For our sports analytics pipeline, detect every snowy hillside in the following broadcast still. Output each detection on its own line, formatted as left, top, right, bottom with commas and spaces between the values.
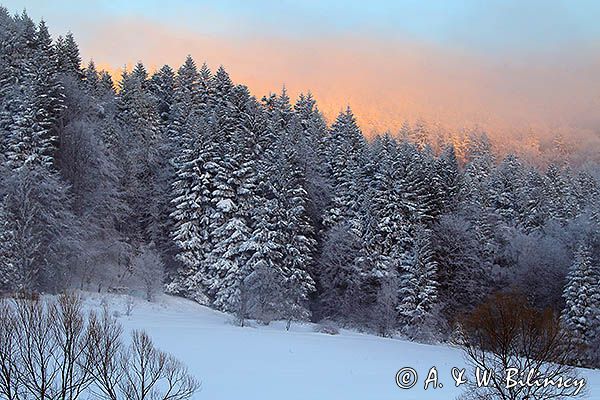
83, 293, 600, 400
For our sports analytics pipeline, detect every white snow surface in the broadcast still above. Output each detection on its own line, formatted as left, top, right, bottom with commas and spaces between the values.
80, 293, 600, 400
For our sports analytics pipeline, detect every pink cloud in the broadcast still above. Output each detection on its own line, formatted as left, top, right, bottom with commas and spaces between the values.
78, 17, 600, 153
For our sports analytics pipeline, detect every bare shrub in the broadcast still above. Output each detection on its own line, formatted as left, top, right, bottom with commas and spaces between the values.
124, 295, 135, 316
314, 319, 340, 335
129, 244, 164, 302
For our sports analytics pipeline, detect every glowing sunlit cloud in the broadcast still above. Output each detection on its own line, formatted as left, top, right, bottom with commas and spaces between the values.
75, 16, 600, 157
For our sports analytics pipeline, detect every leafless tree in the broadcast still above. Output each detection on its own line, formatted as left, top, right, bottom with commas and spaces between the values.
235, 279, 249, 327
130, 244, 165, 302
120, 331, 199, 400
372, 274, 398, 338
13, 297, 60, 399
456, 292, 586, 400
84, 308, 126, 400
50, 294, 94, 400
0, 294, 200, 400
0, 300, 20, 400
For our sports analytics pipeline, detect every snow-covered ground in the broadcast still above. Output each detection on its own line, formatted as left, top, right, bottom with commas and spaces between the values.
82, 293, 600, 400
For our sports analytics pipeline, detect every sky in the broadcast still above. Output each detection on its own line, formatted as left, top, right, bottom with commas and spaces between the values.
6, 0, 600, 146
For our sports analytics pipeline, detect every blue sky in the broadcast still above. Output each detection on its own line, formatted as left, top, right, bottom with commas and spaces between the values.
6, 0, 600, 54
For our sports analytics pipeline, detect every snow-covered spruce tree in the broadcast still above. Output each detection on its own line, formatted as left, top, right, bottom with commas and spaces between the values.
208, 209, 253, 312
0, 201, 19, 293
561, 241, 600, 362
243, 202, 286, 324
487, 154, 526, 225
115, 65, 163, 243
397, 225, 439, 339
359, 199, 399, 334
197, 62, 213, 113
209, 66, 237, 141
167, 56, 201, 151
168, 66, 239, 305
0, 8, 22, 91
168, 120, 218, 303
205, 152, 253, 312
149, 64, 176, 126
292, 92, 331, 233
277, 140, 317, 326
203, 153, 239, 306
401, 145, 441, 225
457, 132, 498, 259
434, 145, 460, 213
1, 11, 37, 81
205, 86, 263, 313
2, 22, 64, 171
0, 164, 81, 292
317, 222, 366, 324
149, 60, 195, 270
200, 70, 242, 295
518, 166, 548, 233
55, 31, 82, 77
245, 91, 316, 322
574, 170, 600, 212
317, 110, 371, 325
83, 60, 100, 93
241, 106, 291, 322
97, 70, 116, 99
410, 119, 429, 151
360, 134, 408, 319
323, 107, 366, 230
148, 64, 177, 249
544, 163, 579, 224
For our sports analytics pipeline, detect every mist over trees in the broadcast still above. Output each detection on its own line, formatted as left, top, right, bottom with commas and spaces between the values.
0, 8, 599, 365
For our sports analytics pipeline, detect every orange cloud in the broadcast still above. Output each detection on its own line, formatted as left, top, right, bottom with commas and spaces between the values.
76, 17, 600, 155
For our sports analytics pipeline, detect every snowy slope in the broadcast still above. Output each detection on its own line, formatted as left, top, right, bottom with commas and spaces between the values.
82, 293, 600, 400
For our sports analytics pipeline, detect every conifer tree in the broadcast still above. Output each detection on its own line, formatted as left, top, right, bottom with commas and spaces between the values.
168, 57, 201, 152
2, 19, 64, 170
244, 202, 286, 322
435, 145, 460, 212
210, 66, 237, 140
293, 92, 330, 230
1, 165, 79, 292
55, 32, 82, 77
487, 154, 525, 224
562, 242, 600, 357
544, 164, 578, 224
397, 225, 439, 335
169, 121, 218, 302
323, 107, 366, 229
410, 119, 428, 150
0, 201, 19, 293
98, 71, 115, 97
365, 134, 409, 269
83, 60, 100, 92
519, 167, 548, 232
116, 66, 162, 242
149, 64, 175, 125
197, 62, 213, 114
